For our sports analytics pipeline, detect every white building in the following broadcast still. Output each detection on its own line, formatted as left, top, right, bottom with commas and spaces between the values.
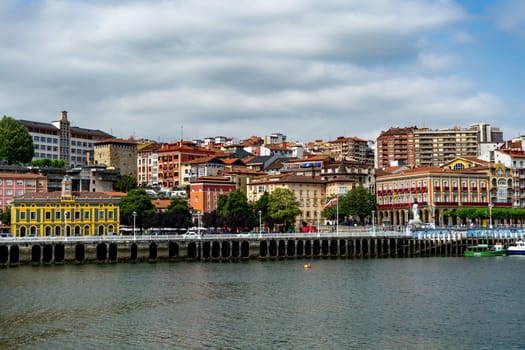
19, 111, 113, 167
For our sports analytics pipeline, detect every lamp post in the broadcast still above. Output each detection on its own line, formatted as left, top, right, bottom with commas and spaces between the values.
258, 210, 262, 238
372, 210, 376, 233
64, 211, 69, 241
197, 211, 201, 232
132, 211, 137, 240
488, 203, 493, 229
316, 210, 320, 234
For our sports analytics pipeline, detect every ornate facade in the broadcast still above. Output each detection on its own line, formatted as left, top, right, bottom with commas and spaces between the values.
10, 176, 120, 237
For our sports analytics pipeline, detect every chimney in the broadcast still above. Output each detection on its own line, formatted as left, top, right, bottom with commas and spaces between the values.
61, 110, 68, 121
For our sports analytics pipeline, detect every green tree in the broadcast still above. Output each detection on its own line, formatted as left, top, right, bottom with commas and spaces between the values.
119, 189, 156, 229
0, 207, 11, 226
114, 174, 138, 192
31, 159, 65, 167
167, 197, 192, 228
342, 186, 376, 224
216, 189, 255, 232
268, 188, 301, 232
0, 116, 34, 164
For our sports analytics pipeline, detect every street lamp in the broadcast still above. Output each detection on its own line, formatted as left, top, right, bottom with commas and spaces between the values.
372, 210, 376, 233
258, 210, 262, 237
316, 210, 320, 234
132, 211, 137, 240
64, 211, 69, 240
197, 211, 201, 235
488, 203, 493, 229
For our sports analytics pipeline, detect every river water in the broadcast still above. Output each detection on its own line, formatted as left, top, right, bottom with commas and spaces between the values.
1, 257, 524, 350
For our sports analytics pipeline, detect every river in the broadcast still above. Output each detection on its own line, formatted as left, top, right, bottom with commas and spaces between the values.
1, 257, 524, 349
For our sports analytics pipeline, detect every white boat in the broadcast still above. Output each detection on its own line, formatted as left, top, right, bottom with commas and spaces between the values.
507, 241, 525, 256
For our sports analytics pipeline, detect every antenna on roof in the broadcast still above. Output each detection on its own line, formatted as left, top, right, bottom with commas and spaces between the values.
181, 125, 183, 143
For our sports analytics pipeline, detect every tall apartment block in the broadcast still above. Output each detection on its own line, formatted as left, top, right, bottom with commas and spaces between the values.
376, 127, 417, 168
19, 111, 113, 166
377, 124, 503, 169
413, 127, 478, 167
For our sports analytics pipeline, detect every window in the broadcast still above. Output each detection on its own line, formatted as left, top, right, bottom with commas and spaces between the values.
6, 179, 12, 186
16, 179, 23, 186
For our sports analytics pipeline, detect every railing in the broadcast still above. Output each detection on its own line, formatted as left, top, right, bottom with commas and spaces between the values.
0, 231, 412, 243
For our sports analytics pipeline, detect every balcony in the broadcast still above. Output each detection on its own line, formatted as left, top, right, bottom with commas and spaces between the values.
460, 202, 488, 207
434, 201, 458, 207
493, 202, 513, 208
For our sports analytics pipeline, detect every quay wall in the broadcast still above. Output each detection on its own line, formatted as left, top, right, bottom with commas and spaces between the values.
0, 234, 519, 266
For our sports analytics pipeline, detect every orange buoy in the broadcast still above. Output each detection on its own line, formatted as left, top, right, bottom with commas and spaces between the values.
304, 264, 311, 269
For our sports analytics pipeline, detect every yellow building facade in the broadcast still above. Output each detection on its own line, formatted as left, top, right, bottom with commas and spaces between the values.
10, 176, 120, 237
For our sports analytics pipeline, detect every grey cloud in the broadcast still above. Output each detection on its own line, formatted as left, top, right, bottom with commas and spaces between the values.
0, 0, 513, 143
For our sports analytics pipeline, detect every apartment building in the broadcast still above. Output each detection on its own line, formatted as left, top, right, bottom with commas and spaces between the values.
414, 127, 478, 167
137, 142, 162, 187
157, 142, 216, 190
377, 124, 502, 169
247, 174, 326, 228
0, 173, 47, 211
327, 136, 374, 165
376, 127, 417, 168
492, 149, 525, 208
19, 111, 113, 166
189, 176, 236, 214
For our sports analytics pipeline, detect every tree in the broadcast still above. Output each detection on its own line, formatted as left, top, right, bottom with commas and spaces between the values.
268, 188, 301, 232
216, 189, 255, 232
0, 207, 11, 226
119, 189, 156, 229
114, 174, 138, 192
0, 116, 34, 164
343, 186, 376, 224
31, 159, 65, 167
166, 197, 192, 228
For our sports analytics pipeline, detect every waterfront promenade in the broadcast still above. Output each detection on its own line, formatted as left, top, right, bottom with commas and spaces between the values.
2, 228, 524, 266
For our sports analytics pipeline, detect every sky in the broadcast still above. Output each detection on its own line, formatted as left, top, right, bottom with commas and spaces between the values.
1, 0, 524, 144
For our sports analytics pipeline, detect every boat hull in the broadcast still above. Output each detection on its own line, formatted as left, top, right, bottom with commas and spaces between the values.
464, 244, 506, 257
506, 249, 525, 256
464, 251, 506, 257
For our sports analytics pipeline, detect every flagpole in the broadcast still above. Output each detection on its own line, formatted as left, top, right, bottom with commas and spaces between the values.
336, 193, 339, 234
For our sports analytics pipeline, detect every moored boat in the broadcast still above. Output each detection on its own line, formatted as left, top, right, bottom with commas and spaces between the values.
464, 243, 506, 257
506, 241, 525, 256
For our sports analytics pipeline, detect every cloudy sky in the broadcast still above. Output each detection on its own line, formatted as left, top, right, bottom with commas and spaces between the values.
1, 0, 524, 143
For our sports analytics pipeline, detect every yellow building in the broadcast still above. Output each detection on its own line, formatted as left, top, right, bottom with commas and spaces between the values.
10, 176, 120, 237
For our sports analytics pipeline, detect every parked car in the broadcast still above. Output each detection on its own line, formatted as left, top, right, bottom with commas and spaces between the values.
182, 231, 200, 239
